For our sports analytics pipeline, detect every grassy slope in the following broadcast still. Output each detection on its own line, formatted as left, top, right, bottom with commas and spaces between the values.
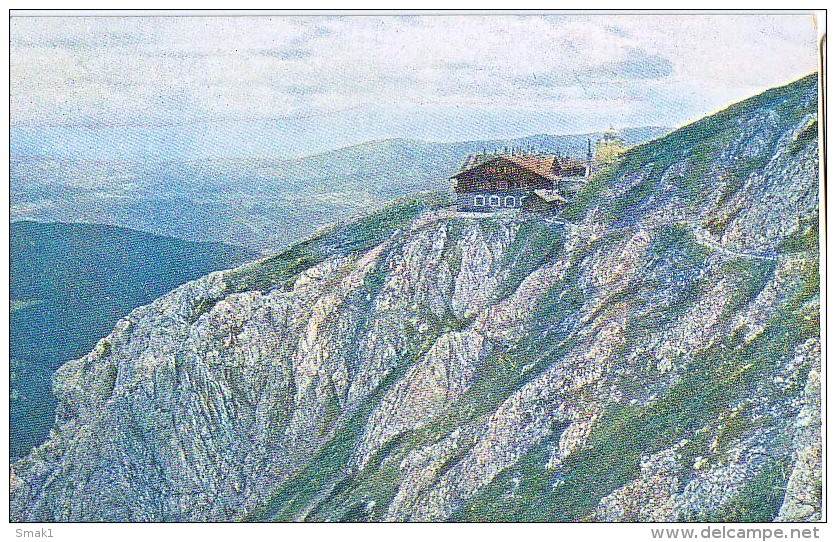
240, 76, 817, 522
566, 74, 818, 225
236, 196, 565, 522
453, 249, 815, 522
454, 74, 820, 522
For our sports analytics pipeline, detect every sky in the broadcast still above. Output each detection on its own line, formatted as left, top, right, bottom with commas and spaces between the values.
10, 13, 821, 161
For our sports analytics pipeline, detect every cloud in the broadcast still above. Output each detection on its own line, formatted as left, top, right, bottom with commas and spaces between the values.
10, 17, 150, 49
257, 47, 312, 60
585, 47, 674, 81
605, 24, 630, 38
9, 13, 818, 139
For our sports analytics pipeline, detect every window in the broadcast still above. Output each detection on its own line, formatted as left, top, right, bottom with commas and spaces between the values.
474, 195, 485, 206
489, 195, 500, 206
505, 196, 516, 207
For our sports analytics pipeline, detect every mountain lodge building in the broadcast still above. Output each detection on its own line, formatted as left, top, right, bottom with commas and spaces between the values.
452, 148, 591, 213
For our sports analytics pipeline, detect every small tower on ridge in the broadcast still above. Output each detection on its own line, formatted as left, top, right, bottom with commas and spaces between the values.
586, 137, 593, 177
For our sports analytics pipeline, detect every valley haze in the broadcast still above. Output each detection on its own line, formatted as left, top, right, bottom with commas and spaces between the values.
11, 129, 667, 254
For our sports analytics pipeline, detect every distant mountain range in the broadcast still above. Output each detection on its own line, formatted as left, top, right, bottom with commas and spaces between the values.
10, 221, 257, 459
11, 128, 668, 254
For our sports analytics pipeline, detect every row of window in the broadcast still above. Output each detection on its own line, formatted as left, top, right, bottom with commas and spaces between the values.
473, 195, 517, 207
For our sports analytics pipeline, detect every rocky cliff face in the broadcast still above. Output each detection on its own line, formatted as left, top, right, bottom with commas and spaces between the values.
10, 74, 821, 522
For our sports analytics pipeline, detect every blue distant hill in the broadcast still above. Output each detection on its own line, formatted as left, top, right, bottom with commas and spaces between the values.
11, 129, 668, 254
10, 221, 257, 459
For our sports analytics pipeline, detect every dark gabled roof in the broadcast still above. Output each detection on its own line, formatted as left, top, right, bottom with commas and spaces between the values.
453, 154, 587, 183
503, 155, 563, 183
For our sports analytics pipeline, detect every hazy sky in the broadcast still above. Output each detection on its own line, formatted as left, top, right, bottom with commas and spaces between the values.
10, 13, 820, 160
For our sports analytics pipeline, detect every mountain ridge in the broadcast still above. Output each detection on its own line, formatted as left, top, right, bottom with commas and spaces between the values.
11, 128, 668, 254
10, 127, 668, 164
10, 75, 819, 522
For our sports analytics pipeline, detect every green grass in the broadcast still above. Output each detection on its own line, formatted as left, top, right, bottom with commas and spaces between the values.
718, 257, 777, 318
790, 120, 818, 155
563, 73, 818, 227
224, 191, 451, 294
10, 299, 42, 313
495, 219, 566, 300
454, 311, 812, 521
777, 213, 820, 254
240, 76, 819, 522
451, 236, 816, 522
698, 457, 793, 522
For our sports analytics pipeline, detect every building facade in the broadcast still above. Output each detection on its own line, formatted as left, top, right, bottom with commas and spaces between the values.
452, 153, 587, 212
456, 188, 531, 212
